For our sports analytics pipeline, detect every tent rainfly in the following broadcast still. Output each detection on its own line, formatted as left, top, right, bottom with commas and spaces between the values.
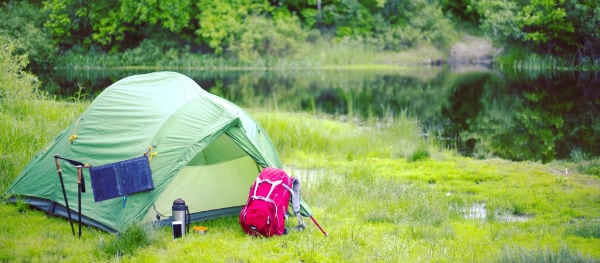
6, 71, 311, 233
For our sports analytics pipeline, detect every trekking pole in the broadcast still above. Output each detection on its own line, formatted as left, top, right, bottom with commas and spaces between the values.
54, 155, 76, 236
76, 165, 84, 238
310, 216, 328, 236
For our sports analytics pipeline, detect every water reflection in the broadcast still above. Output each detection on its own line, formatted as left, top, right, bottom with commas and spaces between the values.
38, 67, 599, 162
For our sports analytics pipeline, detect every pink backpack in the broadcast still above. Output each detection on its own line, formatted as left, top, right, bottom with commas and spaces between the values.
239, 168, 296, 237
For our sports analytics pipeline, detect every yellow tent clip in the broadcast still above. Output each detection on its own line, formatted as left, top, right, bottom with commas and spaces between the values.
149, 152, 157, 162
145, 145, 158, 162
69, 118, 82, 144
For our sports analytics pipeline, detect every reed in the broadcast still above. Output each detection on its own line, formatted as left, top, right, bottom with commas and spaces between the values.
251, 109, 432, 164
500, 48, 600, 73
54, 39, 440, 71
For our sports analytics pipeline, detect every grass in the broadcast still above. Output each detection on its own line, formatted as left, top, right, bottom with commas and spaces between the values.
2, 101, 600, 262
252, 110, 432, 163
2, 39, 600, 262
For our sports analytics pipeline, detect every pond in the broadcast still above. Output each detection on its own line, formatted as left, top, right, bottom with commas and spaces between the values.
38, 65, 599, 163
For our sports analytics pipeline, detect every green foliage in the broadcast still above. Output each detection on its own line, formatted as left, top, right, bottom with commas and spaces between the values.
445, 0, 600, 59
194, 0, 277, 57
382, 0, 420, 26
42, 0, 72, 39
0, 36, 84, 195
0, 1, 57, 69
476, 0, 521, 41
43, 0, 106, 49
407, 4, 455, 50
230, 15, 307, 62
440, 0, 481, 24
0, 37, 38, 102
44, 0, 193, 51
321, 0, 376, 37
120, 0, 192, 33
517, 0, 576, 53
38, 0, 456, 58
194, 0, 243, 54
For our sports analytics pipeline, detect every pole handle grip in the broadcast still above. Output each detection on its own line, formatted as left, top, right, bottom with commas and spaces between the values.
54, 155, 62, 172
77, 165, 86, 192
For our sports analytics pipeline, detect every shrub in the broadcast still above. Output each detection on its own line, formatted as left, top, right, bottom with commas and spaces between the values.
230, 15, 307, 63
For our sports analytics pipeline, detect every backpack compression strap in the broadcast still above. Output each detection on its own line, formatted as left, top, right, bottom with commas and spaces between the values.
251, 179, 283, 202
250, 179, 283, 224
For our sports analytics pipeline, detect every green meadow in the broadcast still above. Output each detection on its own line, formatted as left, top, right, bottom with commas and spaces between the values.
2, 42, 600, 263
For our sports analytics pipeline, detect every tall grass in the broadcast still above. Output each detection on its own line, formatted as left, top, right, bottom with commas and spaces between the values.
498, 48, 600, 73
102, 224, 154, 257
570, 149, 600, 177
0, 38, 86, 195
252, 110, 433, 165
55, 39, 443, 71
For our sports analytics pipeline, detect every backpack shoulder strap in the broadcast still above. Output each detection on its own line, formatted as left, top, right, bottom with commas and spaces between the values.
290, 178, 305, 230
251, 178, 283, 202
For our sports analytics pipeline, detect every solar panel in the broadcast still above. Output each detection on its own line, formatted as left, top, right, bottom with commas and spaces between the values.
89, 156, 154, 202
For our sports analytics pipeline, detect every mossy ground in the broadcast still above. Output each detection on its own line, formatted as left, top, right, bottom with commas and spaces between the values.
2, 104, 599, 262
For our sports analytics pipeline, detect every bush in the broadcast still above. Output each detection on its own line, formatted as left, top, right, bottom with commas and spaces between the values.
229, 15, 307, 63
0, 36, 40, 102
0, 36, 41, 194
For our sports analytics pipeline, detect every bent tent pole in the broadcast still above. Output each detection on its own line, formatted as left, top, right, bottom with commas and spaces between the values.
54, 155, 76, 236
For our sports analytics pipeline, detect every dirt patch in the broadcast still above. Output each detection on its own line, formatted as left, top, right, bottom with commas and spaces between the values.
448, 34, 501, 72
449, 34, 499, 63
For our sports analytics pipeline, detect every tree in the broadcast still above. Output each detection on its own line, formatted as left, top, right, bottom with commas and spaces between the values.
444, 0, 598, 58
43, 0, 195, 52
440, 0, 480, 24
320, 0, 376, 37
516, 0, 576, 54
194, 0, 251, 55
0, 1, 57, 69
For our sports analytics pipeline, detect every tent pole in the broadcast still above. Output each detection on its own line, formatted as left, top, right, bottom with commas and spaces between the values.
54, 155, 75, 236
77, 165, 83, 238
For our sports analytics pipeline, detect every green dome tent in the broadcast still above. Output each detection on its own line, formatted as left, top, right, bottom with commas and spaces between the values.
6, 71, 311, 233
